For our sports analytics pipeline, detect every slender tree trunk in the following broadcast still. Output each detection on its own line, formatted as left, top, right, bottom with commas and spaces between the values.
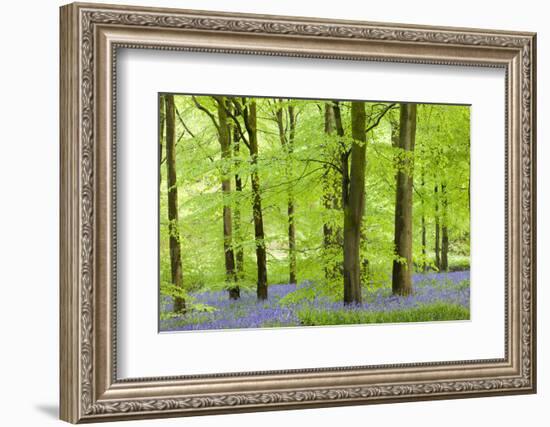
287, 105, 297, 284
441, 183, 449, 272
392, 103, 417, 296
159, 95, 165, 184
421, 215, 427, 272
233, 123, 244, 281
421, 170, 428, 272
216, 97, 239, 299
275, 102, 297, 284
323, 103, 335, 255
243, 99, 268, 300
343, 101, 366, 305
333, 103, 347, 280
165, 95, 185, 312
322, 103, 344, 281
287, 200, 297, 284
434, 184, 441, 270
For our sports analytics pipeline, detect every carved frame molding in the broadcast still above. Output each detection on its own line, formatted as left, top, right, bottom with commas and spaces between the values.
60, 2, 536, 423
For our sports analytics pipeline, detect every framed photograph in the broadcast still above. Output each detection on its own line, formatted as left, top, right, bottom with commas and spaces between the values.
60, 2, 536, 423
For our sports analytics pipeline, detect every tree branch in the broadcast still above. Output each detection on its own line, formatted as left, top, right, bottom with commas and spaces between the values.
221, 103, 251, 150
297, 157, 343, 174
366, 103, 397, 133
192, 96, 220, 134
160, 128, 184, 165
175, 106, 196, 138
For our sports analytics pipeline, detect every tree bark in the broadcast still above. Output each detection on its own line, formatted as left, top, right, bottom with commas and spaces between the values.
343, 101, 366, 305
421, 214, 427, 272
434, 184, 441, 270
421, 169, 428, 272
243, 99, 268, 300
159, 95, 165, 184
287, 105, 297, 284
334, 103, 348, 215
215, 97, 239, 299
441, 183, 449, 272
322, 103, 344, 282
233, 122, 244, 282
165, 95, 185, 312
392, 103, 417, 296
275, 101, 297, 284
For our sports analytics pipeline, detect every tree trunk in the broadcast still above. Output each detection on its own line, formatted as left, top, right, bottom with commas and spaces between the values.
333, 103, 348, 219
165, 95, 185, 312
243, 99, 268, 300
392, 103, 417, 296
323, 103, 343, 282
216, 97, 239, 299
233, 122, 244, 281
343, 101, 366, 305
421, 169, 428, 272
434, 184, 441, 270
159, 95, 165, 184
323, 103, 335, 256
322, 104, 333, 281
441, 183, 449, 272
275, 102, 297, 284
287, 105, 297, 284
421, 214, 427, 272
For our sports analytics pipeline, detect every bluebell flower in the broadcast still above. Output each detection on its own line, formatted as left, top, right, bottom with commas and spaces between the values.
160, 270, 470, 332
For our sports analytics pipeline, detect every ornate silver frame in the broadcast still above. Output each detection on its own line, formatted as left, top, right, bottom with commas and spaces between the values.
60, 2, 536, 423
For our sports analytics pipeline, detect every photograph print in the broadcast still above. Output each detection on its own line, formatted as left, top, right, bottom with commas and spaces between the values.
158, 94, 471, 332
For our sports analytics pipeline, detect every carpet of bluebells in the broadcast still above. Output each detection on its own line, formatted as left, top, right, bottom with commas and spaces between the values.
160, 271, 470, 332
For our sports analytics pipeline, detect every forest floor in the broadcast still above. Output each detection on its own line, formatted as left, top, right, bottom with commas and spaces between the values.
160, 271, 470, 332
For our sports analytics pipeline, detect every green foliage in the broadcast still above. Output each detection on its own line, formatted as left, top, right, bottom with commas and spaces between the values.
160, 281, 188, 301
448, 255, 471, 272
279, 280, 342, 307
160, 282, 218, 318
297, 302, 470, 326
159, 95, 470, 304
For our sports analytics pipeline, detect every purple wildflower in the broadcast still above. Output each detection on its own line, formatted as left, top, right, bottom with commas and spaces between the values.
160, 270, 470, 332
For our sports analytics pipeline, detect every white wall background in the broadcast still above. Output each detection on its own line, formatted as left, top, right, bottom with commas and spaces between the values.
0, 0, 545, 425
